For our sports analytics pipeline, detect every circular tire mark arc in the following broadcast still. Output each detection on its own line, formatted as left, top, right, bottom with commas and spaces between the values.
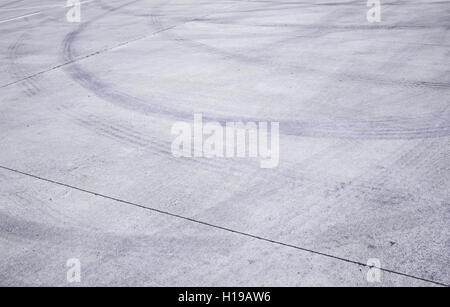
62, 1, 450, 140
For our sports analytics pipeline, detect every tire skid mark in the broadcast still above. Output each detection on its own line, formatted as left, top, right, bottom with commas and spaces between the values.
314, 140, 450, 261
326, 138, 448, 208
0, 212, 180, 286
166, 13, 450, 135
58, 103, 257, 176
58, 0, 450, 285
98, 0, 153, 18
6, 32, 41, 96
3, 186, 99, 232
197, 139, 361, 223
163, 20, 450, 92
60, 0, 450, 139
268, 138, 449, 284
218, 136, 447, 232
163, 1, 450, 91
0, 0, 27, 10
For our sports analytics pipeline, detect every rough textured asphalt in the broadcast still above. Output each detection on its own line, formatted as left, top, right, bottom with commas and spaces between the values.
0, 0, 449, 286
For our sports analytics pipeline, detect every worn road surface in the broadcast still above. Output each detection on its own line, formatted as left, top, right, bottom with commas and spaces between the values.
0, 0, 449, 286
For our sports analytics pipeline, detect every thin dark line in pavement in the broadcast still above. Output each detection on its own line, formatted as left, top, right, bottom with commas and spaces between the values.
0, 165, 448, 287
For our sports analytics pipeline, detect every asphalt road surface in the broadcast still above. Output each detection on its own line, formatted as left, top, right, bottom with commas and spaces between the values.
0, 0, 449, 286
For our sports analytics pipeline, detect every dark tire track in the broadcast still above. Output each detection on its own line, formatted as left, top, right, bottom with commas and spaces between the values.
6, 33, 41, 96
61, 0, 450, 139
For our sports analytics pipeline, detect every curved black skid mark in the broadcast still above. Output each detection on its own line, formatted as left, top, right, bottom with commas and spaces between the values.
61, 0, 450, 139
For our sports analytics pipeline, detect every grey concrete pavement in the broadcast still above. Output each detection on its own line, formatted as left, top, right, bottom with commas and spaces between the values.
0, 0, 449, 286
